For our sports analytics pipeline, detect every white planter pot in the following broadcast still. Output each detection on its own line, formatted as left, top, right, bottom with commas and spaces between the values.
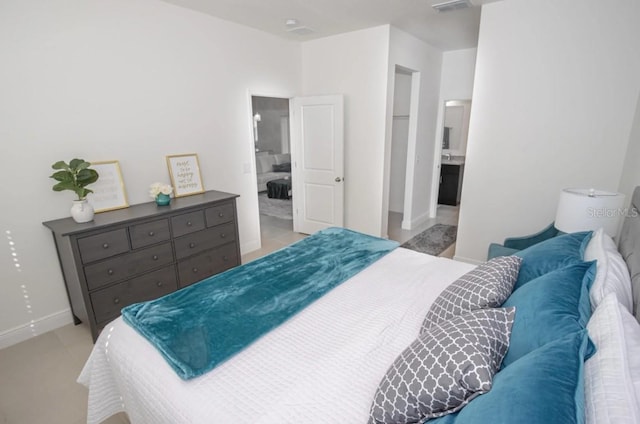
70, 199, 95, 223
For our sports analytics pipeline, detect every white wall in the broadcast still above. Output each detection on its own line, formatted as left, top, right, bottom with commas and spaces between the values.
0, 0, 301, 345
618, 93, 640, 206
301, 25, 391, 236
382, 27, 443, 235
455, 0, 640, 263
439, 49, 477, 102
300, 25, 444, 238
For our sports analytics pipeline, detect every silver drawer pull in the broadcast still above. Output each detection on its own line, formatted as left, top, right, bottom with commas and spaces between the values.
107, 269, 114, 276
152, 255, 159, 260
102, 243, 109, 249
220, 233, 226, 238
113, 297, 120, 304
192, 267, 198, 273
156, 281, 163, 287
218, 212, 224, 218
222, 256, 228, 262
186, 221, 192, 227
148, 231, 155, 236
189, 242, 196, 248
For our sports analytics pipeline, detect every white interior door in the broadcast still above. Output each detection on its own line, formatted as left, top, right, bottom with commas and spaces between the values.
290, 95, 344, 234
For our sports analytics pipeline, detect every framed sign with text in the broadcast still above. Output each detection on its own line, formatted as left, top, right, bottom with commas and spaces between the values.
86, 160, 129, 212
166, 153, 205, 197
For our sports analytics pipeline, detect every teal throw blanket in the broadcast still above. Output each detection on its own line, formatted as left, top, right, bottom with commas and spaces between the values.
121, 227, 398, 380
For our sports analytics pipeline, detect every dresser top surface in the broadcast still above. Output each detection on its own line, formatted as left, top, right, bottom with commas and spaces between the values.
43, 190, 239, 236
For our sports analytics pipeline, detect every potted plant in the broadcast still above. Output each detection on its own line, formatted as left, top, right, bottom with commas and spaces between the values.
149, 182, 173, 206
50, 158, 99, 223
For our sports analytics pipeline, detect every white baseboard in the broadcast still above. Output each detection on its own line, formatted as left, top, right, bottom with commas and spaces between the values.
240, 239, 261, 256
401, 211, 431, 231
0, 309, 74, 349
452, 255, 484, 265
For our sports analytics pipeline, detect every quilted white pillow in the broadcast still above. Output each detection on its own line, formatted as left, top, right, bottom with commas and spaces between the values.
584, 228, 633, 312
585, 293, 640, 424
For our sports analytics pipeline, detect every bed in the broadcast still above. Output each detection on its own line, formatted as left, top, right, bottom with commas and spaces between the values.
79, 188, 640, 424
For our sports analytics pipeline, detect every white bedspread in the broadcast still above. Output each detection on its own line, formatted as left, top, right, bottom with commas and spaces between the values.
78, 248, 474, 424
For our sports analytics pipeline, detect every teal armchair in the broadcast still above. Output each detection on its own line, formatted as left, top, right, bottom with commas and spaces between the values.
487, 223, 560, 259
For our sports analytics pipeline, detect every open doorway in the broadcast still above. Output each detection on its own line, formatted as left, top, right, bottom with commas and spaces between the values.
386, 68, 460, 258
435, 100, 471, 220
246, 93, 344, 261
251, 95, 295, 243
388, 66, 428, 244
388, 69, 412, 235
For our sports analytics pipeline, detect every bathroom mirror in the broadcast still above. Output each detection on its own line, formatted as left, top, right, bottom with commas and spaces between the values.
441, 99, 471, 156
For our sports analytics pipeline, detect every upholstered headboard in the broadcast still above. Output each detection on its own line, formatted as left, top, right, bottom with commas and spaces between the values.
618, 186, 640, 321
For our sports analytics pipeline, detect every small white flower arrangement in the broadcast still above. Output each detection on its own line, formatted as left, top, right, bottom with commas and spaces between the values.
149, 182, 173, 199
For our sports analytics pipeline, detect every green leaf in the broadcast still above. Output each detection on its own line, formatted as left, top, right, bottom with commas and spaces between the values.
52, 181, 77, 192
76, 161, 91, 172
78, 188, 94, 198
69, 158, 86, 171
51, 161, 70, 170
76, 169, 99, 185
50, 170, 73, 182
50, 158, 99, 197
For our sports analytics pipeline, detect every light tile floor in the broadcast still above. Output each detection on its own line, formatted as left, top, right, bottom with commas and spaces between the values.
387, 205, 460, 258
241, 214, 305, 263
0, 206, 457, 424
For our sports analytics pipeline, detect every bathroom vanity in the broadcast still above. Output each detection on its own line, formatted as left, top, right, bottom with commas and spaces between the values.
438, 159, 464, 206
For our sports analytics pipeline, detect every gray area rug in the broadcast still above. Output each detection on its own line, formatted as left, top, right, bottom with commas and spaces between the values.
258, 192, 293, 220
400, 224, 457, 256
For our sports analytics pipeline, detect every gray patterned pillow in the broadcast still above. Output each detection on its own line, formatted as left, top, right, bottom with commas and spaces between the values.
421, 256, 522, 333
368, 307, 516, 424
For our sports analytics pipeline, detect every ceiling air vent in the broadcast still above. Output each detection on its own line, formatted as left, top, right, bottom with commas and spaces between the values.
285, 18, 315, 36
286, 26, 315, 36
432, 0, 473, 13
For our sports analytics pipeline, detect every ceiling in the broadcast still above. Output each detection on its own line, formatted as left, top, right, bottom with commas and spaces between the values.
159, 0, 502, 51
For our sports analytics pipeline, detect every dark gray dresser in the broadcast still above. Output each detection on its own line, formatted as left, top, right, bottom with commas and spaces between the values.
43, 190, 240, 341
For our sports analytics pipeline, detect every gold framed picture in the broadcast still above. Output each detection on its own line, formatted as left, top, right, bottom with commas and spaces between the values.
166, 153, 205, 197
86, 160, 129, 213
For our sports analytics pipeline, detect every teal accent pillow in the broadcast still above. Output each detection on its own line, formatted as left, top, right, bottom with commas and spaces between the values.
513, 231, 591, 290
429, 330, 592, 424
501, 261, 596, 367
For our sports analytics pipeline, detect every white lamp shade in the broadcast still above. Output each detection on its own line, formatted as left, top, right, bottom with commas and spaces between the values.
554, 188, 626, 237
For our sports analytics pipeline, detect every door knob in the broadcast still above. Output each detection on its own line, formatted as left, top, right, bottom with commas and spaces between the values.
335, 177, 342, 182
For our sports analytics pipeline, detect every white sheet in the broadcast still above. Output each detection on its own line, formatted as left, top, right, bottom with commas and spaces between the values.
78, 248, 474, 424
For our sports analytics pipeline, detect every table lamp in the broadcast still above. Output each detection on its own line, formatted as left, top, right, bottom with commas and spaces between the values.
554, 188, 626, 237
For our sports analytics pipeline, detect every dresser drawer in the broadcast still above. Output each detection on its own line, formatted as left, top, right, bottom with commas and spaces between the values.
171, 210, 205, 237
205, 202, 234, 227
84, 242, 174, 291
90, 265, 178, 324
43, 190, 240, 341
130, 219, 170, 249
174, 222, 236, 260
177, 243, 239, 288
78, 228, 129, 263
